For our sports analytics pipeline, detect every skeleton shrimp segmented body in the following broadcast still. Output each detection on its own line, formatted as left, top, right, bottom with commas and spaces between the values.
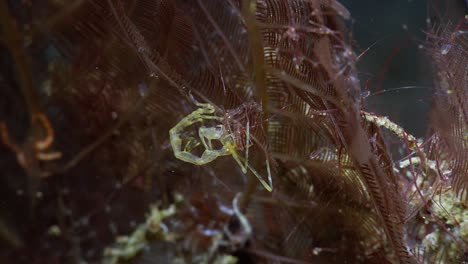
169, 101, 273, 192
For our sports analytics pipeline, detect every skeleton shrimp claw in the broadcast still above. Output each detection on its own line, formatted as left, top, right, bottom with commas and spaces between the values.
169, 103, 229, 165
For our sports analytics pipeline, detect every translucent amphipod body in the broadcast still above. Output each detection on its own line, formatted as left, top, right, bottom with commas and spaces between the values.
169, 102, 273, 191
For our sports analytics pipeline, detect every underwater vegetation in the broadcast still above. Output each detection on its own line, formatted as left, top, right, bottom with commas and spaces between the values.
0, 0, 466, 263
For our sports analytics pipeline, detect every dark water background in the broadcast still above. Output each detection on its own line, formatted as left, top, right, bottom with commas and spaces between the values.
342, 0, 466, 137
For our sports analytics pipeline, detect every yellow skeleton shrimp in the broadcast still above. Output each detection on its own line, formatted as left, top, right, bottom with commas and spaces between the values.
169, 102, 272, 192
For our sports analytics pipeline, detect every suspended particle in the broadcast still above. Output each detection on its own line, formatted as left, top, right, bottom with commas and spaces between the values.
440, 44, 452, 55
47, 225, 62, 237
138, 83, 148, 97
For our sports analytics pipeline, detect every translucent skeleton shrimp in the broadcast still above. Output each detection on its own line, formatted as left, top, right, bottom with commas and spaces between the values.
169, 101, 273, 192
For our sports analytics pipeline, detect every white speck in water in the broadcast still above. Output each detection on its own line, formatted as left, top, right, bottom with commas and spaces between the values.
111, 112, 118, 120
440, 44, 451, 55
109, 222, 118, 234
197, 227, 221, 237
218, 204, 234, 215
455, 30, 468, 36
313, 248, 322, 255
81, 217, 89, 226
138, 83, 148, 97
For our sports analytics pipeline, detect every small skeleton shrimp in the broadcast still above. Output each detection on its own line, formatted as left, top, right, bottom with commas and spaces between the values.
169, 101, 273, 192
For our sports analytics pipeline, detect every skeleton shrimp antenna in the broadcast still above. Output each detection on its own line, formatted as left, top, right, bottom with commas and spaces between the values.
356, 34, 392, 62
188, 89, 224, 113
